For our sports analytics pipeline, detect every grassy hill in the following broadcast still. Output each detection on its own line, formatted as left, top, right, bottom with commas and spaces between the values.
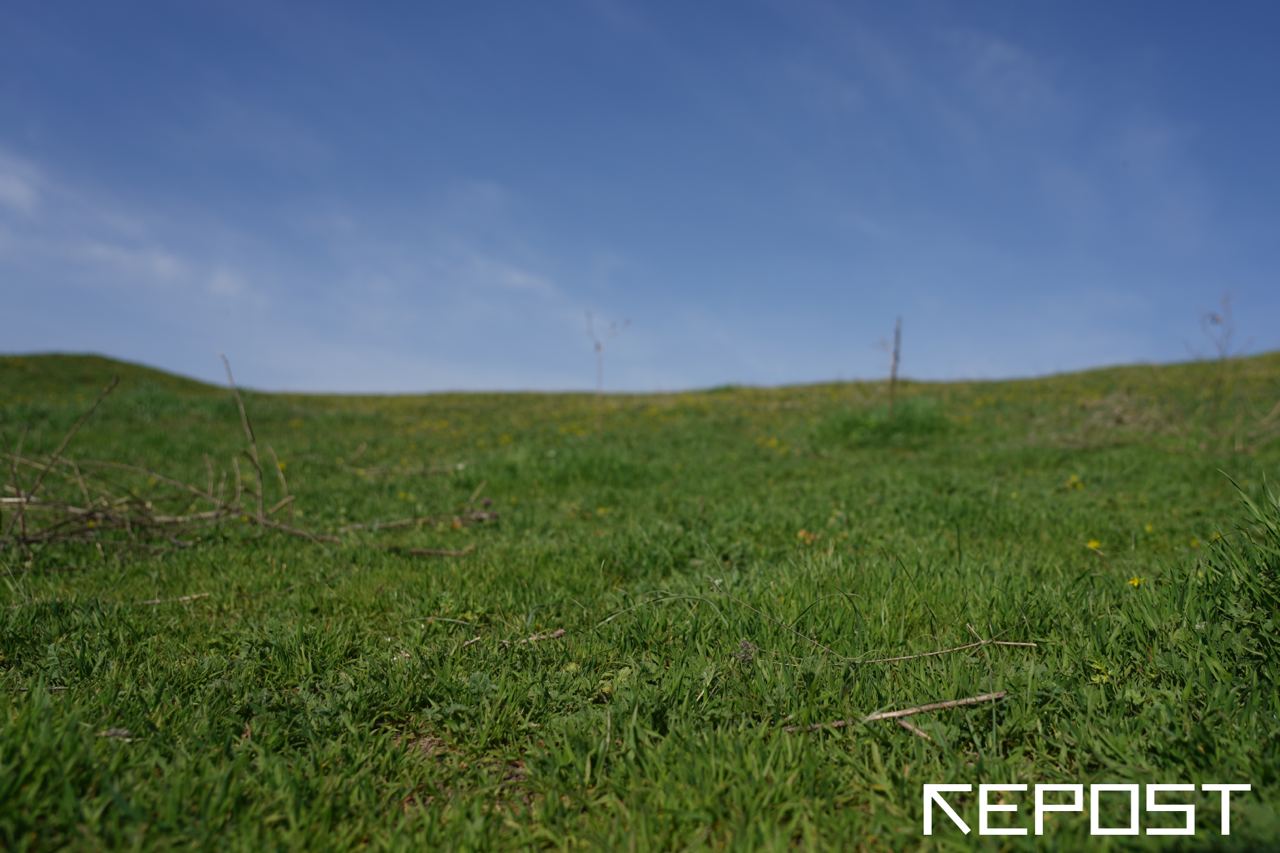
2, 352, 1278, 849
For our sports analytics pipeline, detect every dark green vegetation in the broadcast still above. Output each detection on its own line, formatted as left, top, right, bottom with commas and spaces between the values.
2, 352, 1278, 850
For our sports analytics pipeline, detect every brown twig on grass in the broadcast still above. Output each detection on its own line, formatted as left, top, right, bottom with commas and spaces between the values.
401, 545, 475, 558
265, 445, 292, 521
523, 628, 565, 643
723, 592, 1036, 665
4, 428, 29, 545
0, 358, 501, 560
138, 592, 211, 605
854, 638, 1037, 665
378, 543, 475, 558
3, 377, 118, 542
501, 628, 566, 647
336, 510, 496, 535
896, 718, 934, 741
784, 691, 1007, 733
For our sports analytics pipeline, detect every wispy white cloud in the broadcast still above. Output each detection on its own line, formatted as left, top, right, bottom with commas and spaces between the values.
837, 210, 894, 241
942, 28, 1062, 122
182, 95, 333, 174
1035, 115, 1210, 253
0, 150, 41, 215
783, 57, 865, 114
0, 172, 38, 216
208, 267, 250, 297
0, 143, 261, 306
1110, 117, 1209, 251
464, 253, 559, 297
75, 241, 189, 285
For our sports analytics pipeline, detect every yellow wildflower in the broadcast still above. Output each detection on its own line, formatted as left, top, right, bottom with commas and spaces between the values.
1128, 577, 1143, 588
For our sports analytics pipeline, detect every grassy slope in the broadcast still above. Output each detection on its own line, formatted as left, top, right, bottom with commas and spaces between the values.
1, 352, 1278, 850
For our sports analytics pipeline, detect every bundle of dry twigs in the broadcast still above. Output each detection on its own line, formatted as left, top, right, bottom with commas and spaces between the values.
1, 358, 493, 560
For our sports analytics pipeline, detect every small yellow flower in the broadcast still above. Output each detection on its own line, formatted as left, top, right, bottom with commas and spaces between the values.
1086, 539, 1102, 551
1065, 474, 1085, 490
1128, 576, 1143, 588
1189, 537, 1200, 549
1143, 523, 1154, 534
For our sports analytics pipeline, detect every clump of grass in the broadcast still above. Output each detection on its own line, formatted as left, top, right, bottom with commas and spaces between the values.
812, 396, 950, 449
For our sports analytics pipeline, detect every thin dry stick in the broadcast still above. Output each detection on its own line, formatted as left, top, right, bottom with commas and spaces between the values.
338, 511, 495, 535
221, 355, 265, 524
138, 592, 211, 606
337, 516, 435, 534
785, 691, 1007, 733
726, 592, 1035, 665
266, 495, 295, 516
401, 545, 475, 558
896, 719, 934, 742
74, 459, 220, 505
258, 518, 339, 545
4, 429, 28, 545
67, 459, 92, 506
2, 377, 118, 541
231, 456, 244, 507
204, 454, 215, 500
265, 445, 292, 520
855, 638, 1036, 665
502, 628, 566, 647
889, 315, 902, 417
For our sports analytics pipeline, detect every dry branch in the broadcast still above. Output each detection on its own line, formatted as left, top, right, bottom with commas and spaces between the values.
138, 592, 211, 606
855, 638, 1036, 665
3, 377, 117, 542
1, 360, 494, 560
400, 545, 475, 558
784, 691, 1007, 734
501, 628, 566, 647
896, 718, 934, 741
724, 592, 1036, 665
264, 444, 293, 522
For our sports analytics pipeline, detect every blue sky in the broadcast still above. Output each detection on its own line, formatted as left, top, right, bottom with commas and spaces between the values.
2, 1, 1278, 391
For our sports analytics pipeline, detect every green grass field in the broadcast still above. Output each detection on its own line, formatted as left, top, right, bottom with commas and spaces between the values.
2, 352, 1278, 850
